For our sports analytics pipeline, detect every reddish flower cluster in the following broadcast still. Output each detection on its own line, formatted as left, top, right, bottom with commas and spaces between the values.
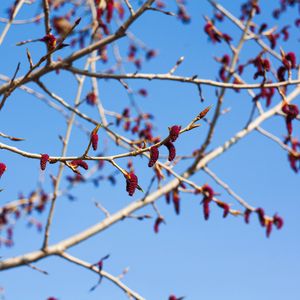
282, 52, 297, 70
70, 159, 89, 170
96, 0, 114, 24
86, 92, 97, 106
251, 54, 271, 80
218, 54, 230, 82
126, 172, 138, 196
177, 4, 191, 24
40, 34, 57, 50
240, 1, 260, 20
216, 201, 230, 218
164, 141, 176, 161
204, 21, 231, 44
253, 84, 275, 107
201, 184, 214, 220
66, 173, 85, 185
281, 103, 299, 135
172, 189, 180, 215
138, 88, 148, 97
91, 131, 99, 151
154, 216, 165, 233
278, 52, 297, 81
273, 0, 299, 19
244, 208, 284, 237
169, 125, 181, 142
148, 146, 159, 167
285, 138, 300, 172
0, 163, 6, 178
145, 49, 157, 60
40, 154, 49, 171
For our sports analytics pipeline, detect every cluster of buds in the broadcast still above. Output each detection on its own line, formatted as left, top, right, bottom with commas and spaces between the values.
66, 173, 85, 185
40, 34, 57, 51
162, 125, 181, 162
273, 0, 299, 19
284, 138, 300, 172
90, 125, 101, 151
154, 216, 165, 233
252, 55, 271, 80
125, 172, 138, 196
0, 189, 51, 246
244, 208, 284, 238
216, 54, 230, 82
277, 52, 297, 81
86, 91, 97, 106
127, 44, 157, 69
70, 159, 89, 171
281, 102, 299, 135
172, 188, 180, 215
253, 84, 275, 107
148, 146, 159, 167
0, 163, 6, 178
204, 20, 232, 44
95, 0, 114, 23
177, 4, 191, 23
201, 184, 214, 220
95, 0, 114, 35
240, 1, 260, 20
40, 154, 50, 171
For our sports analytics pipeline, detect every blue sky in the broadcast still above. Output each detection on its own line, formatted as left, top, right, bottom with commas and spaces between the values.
0, 1, 299, 299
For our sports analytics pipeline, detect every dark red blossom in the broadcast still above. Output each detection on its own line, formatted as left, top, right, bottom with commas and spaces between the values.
256, 207, 265, 227
0, 163, 6, 178
238, 64, 244, 75
277, 66, 287, 82
169, 125, 181, 142
138, 89, 148, 97
106, 0, 114, 23
266, 33, 279, 49
281, 26, 290, 41
273, 214, 284, 230
40, 154, 49, 171
217, 202, 230, 218
71, 159, 89, 170
165, 192, 170, 204
202, 184, 214, 200
203, 198, 210, 220
154, 216, 164, 233
282, 103, 299, 135
126, 172, 138, 196
262, 59, 271, 72
146, 49, 157, 60
177, 5, 191, 23
221, 54, 230, 65
91, 132, 99, 151
86, 92, 97, 105
258, 23, 267, 34
164, 141, 176, 161
40, 34, 57, 50
284, 52, 296, 69
266, 220, 273, 238
148, 146, 159, 167
204, 22, 221, 43
172, 189, 180, 215
287, 138, 300, 172
201, 185, 214, 220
